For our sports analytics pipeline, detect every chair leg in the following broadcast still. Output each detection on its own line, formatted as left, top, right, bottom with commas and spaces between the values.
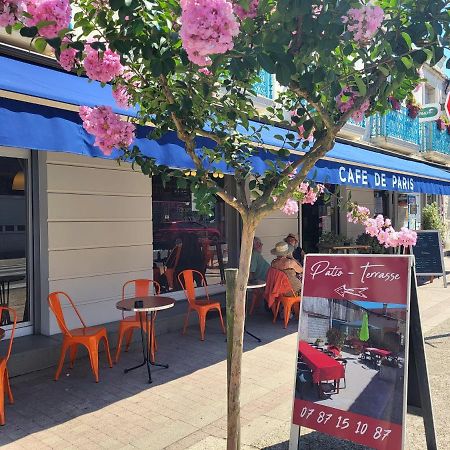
54, 341, 70, 381
115, 325, 126, 364
182, 307, 191, 335
0, 371, 4, 426
4, 368, 13, 404
283, 302, 294, 328
249, 291, 257, 315
199, 312, 206, 341
69, 344, 78, 368
103, 335, 113, 368
272, 302, 280, 323
87, 341, 100, 383
124, 328, 134, 352
217, 306, 225, 333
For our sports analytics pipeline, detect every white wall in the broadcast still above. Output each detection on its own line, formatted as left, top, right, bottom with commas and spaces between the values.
41, 153, 152, 335
255, 209, 299, 262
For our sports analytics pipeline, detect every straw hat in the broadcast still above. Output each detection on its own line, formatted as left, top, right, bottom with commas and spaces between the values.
284, 233, 299, 243
270, 241, 294, 256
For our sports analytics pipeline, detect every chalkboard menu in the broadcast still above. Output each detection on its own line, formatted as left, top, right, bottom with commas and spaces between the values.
412, 231, 447, 286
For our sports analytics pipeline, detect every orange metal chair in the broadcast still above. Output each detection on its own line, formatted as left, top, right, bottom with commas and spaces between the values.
115, 279, 161, 364
48, 292, 113, 383
0, 307, 17, 425
178, 270, 225, 341
249, 288, 265, 315
265, 267, 301, 328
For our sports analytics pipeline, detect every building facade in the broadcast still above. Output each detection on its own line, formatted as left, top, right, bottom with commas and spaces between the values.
0, 35, 450, 366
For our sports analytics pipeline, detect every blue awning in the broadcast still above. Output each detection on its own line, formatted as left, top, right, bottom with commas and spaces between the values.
1, 54, 450, 195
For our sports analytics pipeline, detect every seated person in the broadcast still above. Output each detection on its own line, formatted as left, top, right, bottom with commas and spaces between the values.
250, 237, 270, 282
159, 233, 204, 291
270, 241, 303, 296
174, 233, 205, 288
284, 233, 305, 266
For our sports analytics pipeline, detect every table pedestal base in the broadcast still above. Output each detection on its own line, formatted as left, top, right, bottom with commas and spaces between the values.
123, 311, 169, 383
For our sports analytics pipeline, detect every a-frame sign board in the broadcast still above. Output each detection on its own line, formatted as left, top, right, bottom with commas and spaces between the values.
406, 274, 438, 450
289, 255, 437, 450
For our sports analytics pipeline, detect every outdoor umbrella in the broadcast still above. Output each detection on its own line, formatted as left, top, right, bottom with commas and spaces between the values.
359, 312, 370, 342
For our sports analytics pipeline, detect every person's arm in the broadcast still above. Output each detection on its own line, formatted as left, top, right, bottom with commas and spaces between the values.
288, 258, 303, 274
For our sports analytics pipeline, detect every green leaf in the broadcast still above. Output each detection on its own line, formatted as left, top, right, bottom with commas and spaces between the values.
257, 53, 275, 74
19, 26, 38, 38
34, 38, 47, 53
401, 56, 413, 69
354, 76, 367, 96
5, 25, 12, 35
109, 0, 123, 10
401, 32, 412, 50
378, 65, 390, 76
46, 37, 62, 49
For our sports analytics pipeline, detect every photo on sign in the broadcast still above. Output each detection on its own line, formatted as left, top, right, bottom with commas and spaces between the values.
295, 297, 407, 425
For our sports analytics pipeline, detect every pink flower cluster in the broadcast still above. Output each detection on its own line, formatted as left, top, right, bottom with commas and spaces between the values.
347, 205, 417, 248
180, 0, 240, 66
281, 182, 325, 215
198, 67, 212, 76
0, 0, 26, 27
336, 87, 370, 123
233, 0, 258, 20
58, 46, 78, 71
342, 4, 384, 45
79, 106, 136, 155
281, 198, 299, 216
112, 72, 135, 109
27, 0, 71, 38
347, 205, 370, 224
83, 44, 124, 83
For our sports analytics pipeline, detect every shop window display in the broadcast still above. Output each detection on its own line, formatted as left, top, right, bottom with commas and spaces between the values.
152, 176, 227, 292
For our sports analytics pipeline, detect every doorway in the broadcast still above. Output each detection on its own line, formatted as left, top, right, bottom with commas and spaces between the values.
0, 149, 33, 336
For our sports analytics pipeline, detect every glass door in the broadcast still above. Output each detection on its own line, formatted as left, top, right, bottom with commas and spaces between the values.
0, 149, 32, 336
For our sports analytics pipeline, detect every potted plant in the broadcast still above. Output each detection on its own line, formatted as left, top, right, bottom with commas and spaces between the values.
355, 233, 387, 254
318, 232, 354, 252
388, 96, 401, 111
379, 357, 399, 382
326, 328, 346, 352
406, 98, 421, 119
436, 116, 447, 132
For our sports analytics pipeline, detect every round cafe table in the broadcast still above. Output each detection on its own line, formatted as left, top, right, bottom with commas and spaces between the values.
116, 296, 175, 383
245, 281, 266, 343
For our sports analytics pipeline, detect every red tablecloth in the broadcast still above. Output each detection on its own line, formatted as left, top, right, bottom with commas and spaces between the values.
365, 347, 392, 358
299, 341, 345, 384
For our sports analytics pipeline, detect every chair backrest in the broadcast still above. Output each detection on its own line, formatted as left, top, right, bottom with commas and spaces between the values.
264, 267, 296, 308
178, 270, 208, 306
122, 280, 161, 319
122, 279, 160, 301
0, 307, 17, 362
48, 291, 86, 337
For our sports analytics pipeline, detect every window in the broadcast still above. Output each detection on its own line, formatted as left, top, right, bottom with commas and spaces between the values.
152, 176, 227, 292
0, 156, 30, 326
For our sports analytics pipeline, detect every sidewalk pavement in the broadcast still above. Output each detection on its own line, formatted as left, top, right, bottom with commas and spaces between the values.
1, 277, 449, 450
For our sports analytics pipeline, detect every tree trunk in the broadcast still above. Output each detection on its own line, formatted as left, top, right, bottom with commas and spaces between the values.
227, 217, 257, 450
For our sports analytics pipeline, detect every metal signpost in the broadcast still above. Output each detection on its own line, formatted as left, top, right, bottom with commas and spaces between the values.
289, 254, 437, 450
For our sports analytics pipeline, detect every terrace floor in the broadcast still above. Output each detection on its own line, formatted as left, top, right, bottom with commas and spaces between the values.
1, 277, 450, 449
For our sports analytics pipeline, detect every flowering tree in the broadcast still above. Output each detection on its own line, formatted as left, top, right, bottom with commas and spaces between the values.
1, 0, 449, 446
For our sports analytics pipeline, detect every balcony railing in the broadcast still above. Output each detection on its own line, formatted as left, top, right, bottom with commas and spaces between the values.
347, 116, 368, 129
253, 70, 274, 99
422, 123, 450, 155
371, 106, 421, 147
